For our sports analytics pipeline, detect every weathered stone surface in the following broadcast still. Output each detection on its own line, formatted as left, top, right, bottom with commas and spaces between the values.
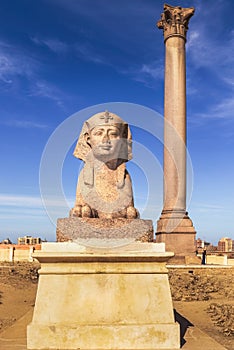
156, 214, 196, 255
27, 243, 180, 349
157, 4, 195, 41
70, 111, 139, 219
56, 217, 154, 244
156, 4, 196, 255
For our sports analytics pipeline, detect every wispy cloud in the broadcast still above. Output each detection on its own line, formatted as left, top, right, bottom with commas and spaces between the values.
0, 41, 37, 84
121, 60, 164, 89
31, 35, 164, 90
139, 62, 164, 81
187, 21, 234, 90
0, 194, 43, 207
0, 119, 48, 129
192, 96, 234, 121
0, 194, 73, 209
191, 202, 226, 213
0, 40, 69, 108
186, 2, 234, 124
211, 97, 234, 119
74, 43, 110, 65
31, 36, 68, 54
29, 80, 66, 107
31, 35, 110, 65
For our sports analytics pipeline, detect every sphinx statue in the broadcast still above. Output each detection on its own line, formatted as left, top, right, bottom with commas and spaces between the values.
69, 111, 139, 219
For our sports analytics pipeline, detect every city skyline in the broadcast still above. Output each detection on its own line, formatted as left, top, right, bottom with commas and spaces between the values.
0, 0, 234, 244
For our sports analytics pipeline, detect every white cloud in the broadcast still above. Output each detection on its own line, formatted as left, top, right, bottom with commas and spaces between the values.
74, 43, 109, 65
122, 60, 164, 89
0, 40, 69, 108
192, 96, 234, 121
31, 37, 68, 53
187, 19, 234, 89
0, 194, 73, 208
29, 80, 65, 107
0, 194, 74, 236
0, 120, 48, 129
190, 202, 226, 213
0, 194, 43, 207
212, 97, 234, 119
140, 62, 164, 80
0, 41, 37, 84
31, 36, 109, 66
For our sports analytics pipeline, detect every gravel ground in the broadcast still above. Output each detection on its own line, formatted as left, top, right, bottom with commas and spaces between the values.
0, 262, 233, 349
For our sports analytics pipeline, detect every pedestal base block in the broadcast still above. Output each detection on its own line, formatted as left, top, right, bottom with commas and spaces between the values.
156, 213, 196, 255
28, 324, 179, 350
27, 243, 180, 350
57, 217, 154, 243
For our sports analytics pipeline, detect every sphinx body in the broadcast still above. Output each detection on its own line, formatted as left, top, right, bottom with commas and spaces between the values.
70, 111, 139, 219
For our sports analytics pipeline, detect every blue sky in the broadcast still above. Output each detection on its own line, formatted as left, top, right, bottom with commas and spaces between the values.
0, 0, 234, 244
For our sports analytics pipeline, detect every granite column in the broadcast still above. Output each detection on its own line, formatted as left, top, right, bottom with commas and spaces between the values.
156, 4, 196, 255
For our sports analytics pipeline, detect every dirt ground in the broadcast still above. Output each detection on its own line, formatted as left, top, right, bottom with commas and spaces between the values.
0, 262, 233, 349
0, 262, 38, 332
169, 267, 234, 350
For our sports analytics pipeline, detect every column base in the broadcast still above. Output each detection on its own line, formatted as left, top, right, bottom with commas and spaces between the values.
156, 211, 196, 256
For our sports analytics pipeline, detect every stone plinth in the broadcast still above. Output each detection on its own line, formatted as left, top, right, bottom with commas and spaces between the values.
27, 243, 180, 350
156, 212, 196, 255
57, 217, 154, 243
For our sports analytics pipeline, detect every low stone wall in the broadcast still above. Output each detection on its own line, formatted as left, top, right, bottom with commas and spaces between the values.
197, 254, 234, 266
227, 258, 234, 266
207, 255, 228, 265
0, 248, 10, 261
0, 244, 41, 262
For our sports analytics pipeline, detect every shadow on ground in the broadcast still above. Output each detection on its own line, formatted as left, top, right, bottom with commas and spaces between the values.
174, 309, 194, 347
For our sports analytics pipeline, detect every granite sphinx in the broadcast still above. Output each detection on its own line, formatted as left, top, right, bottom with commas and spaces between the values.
70, 111, 139, 220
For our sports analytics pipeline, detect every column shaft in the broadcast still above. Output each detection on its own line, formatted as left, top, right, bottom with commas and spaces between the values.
163, 36, 186, 214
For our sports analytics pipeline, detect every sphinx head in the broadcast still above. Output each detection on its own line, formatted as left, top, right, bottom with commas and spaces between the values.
74, 111, 132, 163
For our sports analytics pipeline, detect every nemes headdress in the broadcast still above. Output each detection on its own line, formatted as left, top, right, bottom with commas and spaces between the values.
73, 111, 132, 162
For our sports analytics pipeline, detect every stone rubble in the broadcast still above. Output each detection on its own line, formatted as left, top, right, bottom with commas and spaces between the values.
207, 303, 234, 337
169, 268, 234, 339
0, 262, 39, 286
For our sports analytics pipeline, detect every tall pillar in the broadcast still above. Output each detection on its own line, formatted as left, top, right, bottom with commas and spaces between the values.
156, 4, 196, 255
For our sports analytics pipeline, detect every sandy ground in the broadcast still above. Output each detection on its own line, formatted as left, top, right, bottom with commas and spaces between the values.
0, 262, 233, 350
0, 263, 38, 332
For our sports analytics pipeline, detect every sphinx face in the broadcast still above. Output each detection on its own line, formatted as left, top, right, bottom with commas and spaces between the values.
86, 125, 124, 162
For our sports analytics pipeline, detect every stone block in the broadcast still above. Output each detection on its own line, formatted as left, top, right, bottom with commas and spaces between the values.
56, 217, 154, 245
156, 214, 196, 255
27, 243, 180, 349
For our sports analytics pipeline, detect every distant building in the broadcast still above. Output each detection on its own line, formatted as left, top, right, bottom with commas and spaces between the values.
17, 235, 41, 245
196, 238, 217, 253
196, 238, 204, 249
218, 237, 232, 252
205, 244, 217, 253
0, 238, 12, 244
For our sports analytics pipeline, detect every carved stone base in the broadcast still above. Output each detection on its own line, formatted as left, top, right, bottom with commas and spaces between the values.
56, 217, 154, 245
156, 211, 196, 255
27, 243, 180, 350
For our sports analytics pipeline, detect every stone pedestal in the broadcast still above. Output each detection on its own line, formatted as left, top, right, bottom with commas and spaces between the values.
156, 212, 196, 255
27, 242, 180, 350
57, 217, 154, 244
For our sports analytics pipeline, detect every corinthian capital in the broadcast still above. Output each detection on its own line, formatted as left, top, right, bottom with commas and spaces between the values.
157, 3, 195, 42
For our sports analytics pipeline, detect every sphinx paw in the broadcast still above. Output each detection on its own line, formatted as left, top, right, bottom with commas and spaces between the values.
126, 206, 139, 219
69, 206, 82, 217
81, 204, 92, 218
